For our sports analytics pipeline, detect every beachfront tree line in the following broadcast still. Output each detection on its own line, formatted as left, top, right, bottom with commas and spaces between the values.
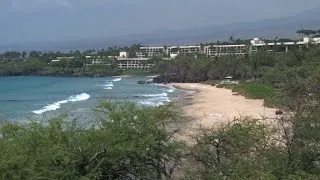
0, 44, 144, 62
153, 45, 314, 82
0, 44, 144, 76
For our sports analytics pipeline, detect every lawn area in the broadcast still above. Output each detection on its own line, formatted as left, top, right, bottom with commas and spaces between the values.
217, 82, 274, 100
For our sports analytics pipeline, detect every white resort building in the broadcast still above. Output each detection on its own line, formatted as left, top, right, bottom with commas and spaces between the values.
117, 51, 154, 70
117, 57, 153, 70
178, 45, 201, 54
135, 45, 201, 58
204, 36, 320, 57
249, 37, 320, 52
165, 45, 201, 58
50, 35, 320, 69
85, 55, 104, 65
204, 44, 247, 57
136, 46, 164, 57
119, 51, 130, 58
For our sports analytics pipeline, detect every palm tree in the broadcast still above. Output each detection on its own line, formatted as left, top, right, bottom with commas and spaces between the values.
229, 35, 235, 44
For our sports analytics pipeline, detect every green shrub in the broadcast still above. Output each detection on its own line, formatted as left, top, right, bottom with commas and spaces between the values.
0, 102, 184, 179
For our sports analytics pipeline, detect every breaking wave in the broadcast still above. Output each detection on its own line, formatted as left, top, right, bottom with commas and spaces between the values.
32, 93, 90, 115
104, 83, 114, 87
137, 92, 171, 107
113, 78, 122, 82
166, 88, 176, 93
141, 93, 168, 97
138, 96, 171, 107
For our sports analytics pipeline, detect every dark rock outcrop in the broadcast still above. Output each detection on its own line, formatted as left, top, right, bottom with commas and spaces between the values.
153, 73, 208, 84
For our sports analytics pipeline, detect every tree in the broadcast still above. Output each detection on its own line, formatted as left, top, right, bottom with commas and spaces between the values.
228, 35, 235, 43
296, 29, 317, 37
29, 51, 42, 59
2, 51, 21, 61
190, 118, 276, 179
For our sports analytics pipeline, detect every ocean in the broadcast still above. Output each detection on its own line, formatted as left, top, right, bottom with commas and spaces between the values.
0, 76, 179, 123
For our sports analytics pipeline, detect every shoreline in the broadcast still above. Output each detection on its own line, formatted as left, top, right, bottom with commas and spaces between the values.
171, 83, 278, 143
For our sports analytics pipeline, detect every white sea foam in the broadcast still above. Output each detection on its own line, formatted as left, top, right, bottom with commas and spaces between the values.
147, 75, 159, 78
166, 89, 175, 93
104, 83, 114, 87
137, 93, 171, 107
137, 92, 171, 107
154, 83, 168, 87
113, 78, 122, 82
138, 96, 171, 107
32, 93, 90, 115
183, 90, 196, 94
32, 100, 68, 115
68, 93, 90, 102
104, 87, 112, 90
155, 84, 176, 93
141, 93, 168, 97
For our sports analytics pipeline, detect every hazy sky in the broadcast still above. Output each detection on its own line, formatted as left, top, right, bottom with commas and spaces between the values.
0, 0, 320, 44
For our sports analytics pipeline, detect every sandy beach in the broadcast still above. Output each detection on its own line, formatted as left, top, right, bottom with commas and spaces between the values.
171, 83, 278, 143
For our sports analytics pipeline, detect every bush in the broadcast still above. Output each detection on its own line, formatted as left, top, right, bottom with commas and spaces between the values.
0, 102, 184, 179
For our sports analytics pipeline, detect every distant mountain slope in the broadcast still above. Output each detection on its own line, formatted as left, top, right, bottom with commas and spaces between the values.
0, 7, 319, 52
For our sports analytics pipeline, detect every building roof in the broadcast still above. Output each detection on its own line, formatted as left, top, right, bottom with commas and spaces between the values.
179, 45, 201, 48
117, 57, 149, 61
140, 46, 164, 49
205, 44, 246, 47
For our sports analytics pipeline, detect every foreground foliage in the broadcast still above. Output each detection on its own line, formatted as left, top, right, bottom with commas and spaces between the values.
189, 114, 320, 179
0, 102, 183, 179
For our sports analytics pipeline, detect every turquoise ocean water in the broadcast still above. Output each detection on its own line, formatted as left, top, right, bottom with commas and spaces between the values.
0, 76, 178, 122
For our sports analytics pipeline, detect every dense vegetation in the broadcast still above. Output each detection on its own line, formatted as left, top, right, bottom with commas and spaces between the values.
0, 45, 155, 77
0, 103, 184, 179
153, 46, 319, 82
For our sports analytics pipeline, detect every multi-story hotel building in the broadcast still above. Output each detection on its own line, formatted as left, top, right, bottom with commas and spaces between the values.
204, 44, 247, 57
178, 45, 201, 54
136, 46, 165, 57
166, 45, 201, 58
117, 57, 154, 70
